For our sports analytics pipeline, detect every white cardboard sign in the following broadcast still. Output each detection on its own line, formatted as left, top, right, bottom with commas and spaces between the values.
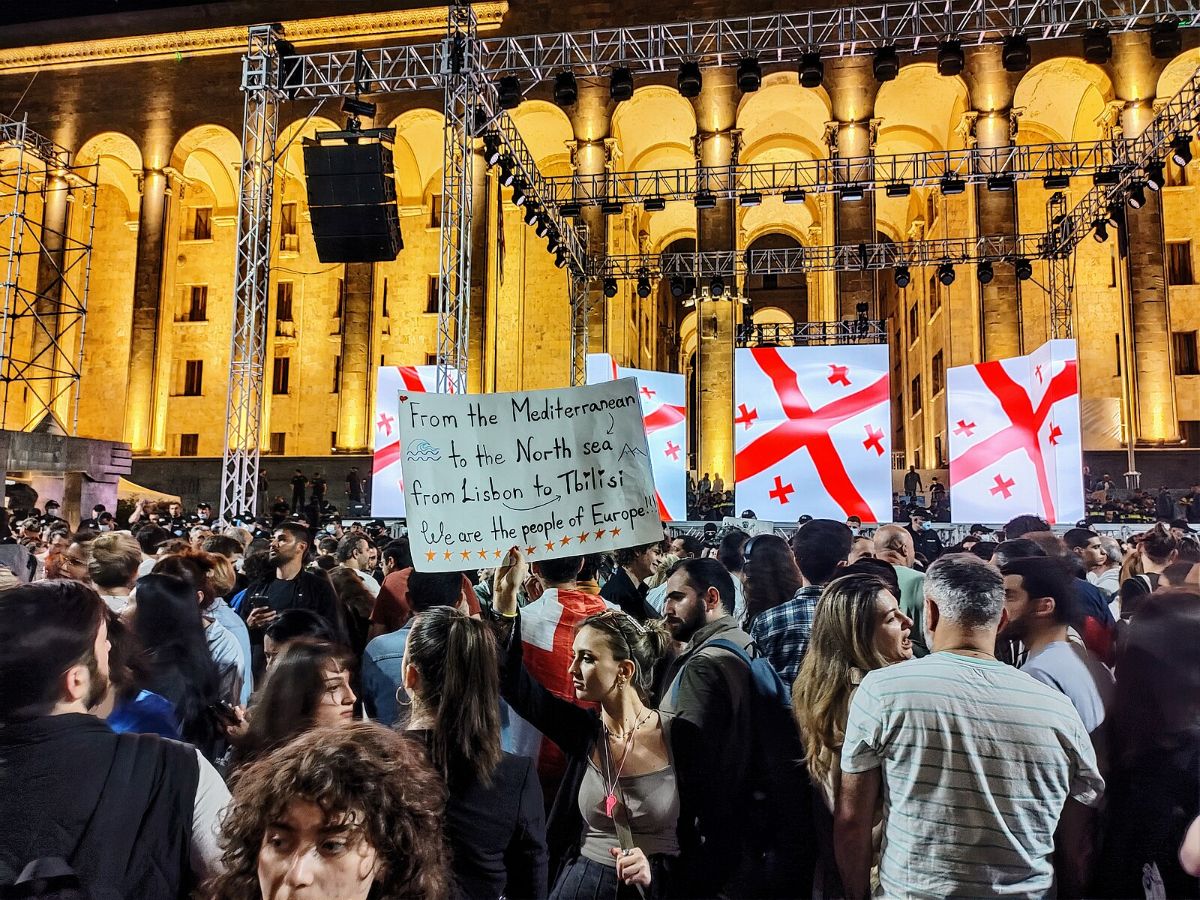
400, 379, 664, 571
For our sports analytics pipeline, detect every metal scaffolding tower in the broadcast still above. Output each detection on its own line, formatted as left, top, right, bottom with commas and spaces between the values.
220, 24, 282, 521
1046, 191, 1074, 339
0, 113, 96, 434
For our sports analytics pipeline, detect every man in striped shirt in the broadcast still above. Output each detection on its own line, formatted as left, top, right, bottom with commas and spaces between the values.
835, 554, 1104, 898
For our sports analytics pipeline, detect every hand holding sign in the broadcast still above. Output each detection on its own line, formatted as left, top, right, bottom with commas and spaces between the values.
400, 379, 664, 572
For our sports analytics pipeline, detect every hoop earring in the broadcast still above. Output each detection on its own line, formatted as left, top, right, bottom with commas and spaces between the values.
394, 687, 412, 709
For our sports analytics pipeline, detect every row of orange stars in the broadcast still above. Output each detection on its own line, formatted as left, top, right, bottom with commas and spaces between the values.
424, 527, 623, 563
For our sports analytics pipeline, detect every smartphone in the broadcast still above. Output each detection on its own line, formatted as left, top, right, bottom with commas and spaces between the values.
211, 700, 241, 728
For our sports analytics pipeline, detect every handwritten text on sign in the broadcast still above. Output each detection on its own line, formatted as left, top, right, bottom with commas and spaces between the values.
400, 379, 663, 572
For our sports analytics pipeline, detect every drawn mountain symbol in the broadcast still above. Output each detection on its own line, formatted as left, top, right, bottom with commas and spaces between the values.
618, 443, 648, 462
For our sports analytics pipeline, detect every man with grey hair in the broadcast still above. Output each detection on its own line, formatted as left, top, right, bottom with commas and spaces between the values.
1088, 534, 1123, 603
835, 553, 1104, 898
334, 533, 380, 597
872, 524, 928, 656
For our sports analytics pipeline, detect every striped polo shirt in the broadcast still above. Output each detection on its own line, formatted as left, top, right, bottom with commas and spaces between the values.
841, 651, 1104, 898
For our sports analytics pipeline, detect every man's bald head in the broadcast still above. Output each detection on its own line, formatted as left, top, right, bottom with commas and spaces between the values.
874, 524, 915, 567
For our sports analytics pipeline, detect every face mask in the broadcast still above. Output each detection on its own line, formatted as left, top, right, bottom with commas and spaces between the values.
922, 521, 932, 531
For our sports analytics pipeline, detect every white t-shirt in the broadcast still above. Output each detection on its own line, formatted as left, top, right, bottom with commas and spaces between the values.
1020, 640, 1114, 736
842, 652, 1104, 898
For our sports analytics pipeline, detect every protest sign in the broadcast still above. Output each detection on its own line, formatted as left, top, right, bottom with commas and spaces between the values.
400, 379, 664, 572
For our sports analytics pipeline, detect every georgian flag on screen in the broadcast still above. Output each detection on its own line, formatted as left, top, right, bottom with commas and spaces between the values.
734, 345, 892, 523
947, 339, 1083, 525
372, 365, 461, 518
585, 353, 687, 522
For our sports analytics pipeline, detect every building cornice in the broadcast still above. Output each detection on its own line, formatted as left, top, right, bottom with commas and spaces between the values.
0, 3, 507, 74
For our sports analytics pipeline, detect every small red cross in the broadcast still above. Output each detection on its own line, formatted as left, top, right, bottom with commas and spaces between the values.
768, 475, 795, 504
376, 412, 395, 435
1047, 424, 1063, 446
954, 419, 976, 437
828, 364, 851, 387
664, 440, 681, 460
990, 474, 1016, 499
1035, 364, 1044, 383
734, 403, 759, 429
640, 386, 656, 399
862, 424, 885, 456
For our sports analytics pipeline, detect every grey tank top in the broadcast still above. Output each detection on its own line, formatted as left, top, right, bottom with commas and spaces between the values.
578, 713, 681, 866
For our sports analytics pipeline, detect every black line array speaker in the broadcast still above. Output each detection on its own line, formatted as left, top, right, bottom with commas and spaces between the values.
303, 141, 403, 263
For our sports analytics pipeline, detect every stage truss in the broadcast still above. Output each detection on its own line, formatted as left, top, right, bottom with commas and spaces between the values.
0, 113, 96, 434
221, 0, 1199, 514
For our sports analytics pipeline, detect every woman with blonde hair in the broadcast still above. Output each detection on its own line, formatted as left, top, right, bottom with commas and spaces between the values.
792, 572, 913, 895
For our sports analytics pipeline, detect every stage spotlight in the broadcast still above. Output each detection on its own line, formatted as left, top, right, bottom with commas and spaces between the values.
1093, 169, 1120, 186
609, 67, 634, 102
1171, 134, 1192, 167
1107, 201, 1123, 226
987, 174, 1014, 192
1014, 258, 1033, 281
523, 204, 539, 225
498, 158, 516, 187
1146, 160, 1165, 191
873, 46, 900, 82
937, 41, 965, 77
546, 229, 560, 252
603, 277, 619, 298
560, 202, 582, 217
1093, 218, 1109, 243
799, 51, 824, 88
535, 216, 551, 238
782, 189, 806, 204
600, 199, 624, 216
1150, 20, 1181, 59
940, 174, 966, 195
511, 180, 529, 207
1083, 27, 1112, 64
1127, 181, 1147, 209
977, 260, 994, 284
678, 61, 703, 98
553, 71, 578, 107
894, 265, 911, 288
1003, 34, 1031, 72
636, 270, 652, 298
737, 58, 762, 93
1043, 173, 1071, 189
886, 182, 911, 198
554, 247, 568, 268
841, 184, 865, 201
482, 133, 502, 166
669, 276, 687, 298
739, 192, 763, 207
498, 74, 522, 109
643, 197, 667, 212
709, 274, 725, 296
693, 191, 717, 210
938, 260, 956, 286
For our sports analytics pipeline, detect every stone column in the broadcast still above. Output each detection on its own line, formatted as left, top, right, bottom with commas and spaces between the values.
569, 82, 613, 358
965, 46, 1022, 360
335, 262, 374, 450
1113, 34, 1176, 441
826, 57, 880, 319
692, 68, 738, 489
27, 173, 71, 427
124, 168, 169, 452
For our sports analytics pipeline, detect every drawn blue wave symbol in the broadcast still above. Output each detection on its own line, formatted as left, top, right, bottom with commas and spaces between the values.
405, 440, 442, 462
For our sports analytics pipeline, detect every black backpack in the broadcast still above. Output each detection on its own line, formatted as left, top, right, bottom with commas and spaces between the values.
675, 638, 816, 897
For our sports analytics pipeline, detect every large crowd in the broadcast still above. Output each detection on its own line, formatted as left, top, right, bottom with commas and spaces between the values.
0, 489, 1198, 899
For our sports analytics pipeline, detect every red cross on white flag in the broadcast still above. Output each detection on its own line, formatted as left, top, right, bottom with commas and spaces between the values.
946, 339, 1083, 524
735, 345, 892, 522
372, 364, 462, 517
586, 354, 687, 521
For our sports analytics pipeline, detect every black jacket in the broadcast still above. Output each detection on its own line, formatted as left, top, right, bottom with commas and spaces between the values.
407, 731, 548, 899
599, 568, 657, 622
0, 714, 199, 899
497, 615, 695, 896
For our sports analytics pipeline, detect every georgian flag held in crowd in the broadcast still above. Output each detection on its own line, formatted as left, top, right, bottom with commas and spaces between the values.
734, 345, 892, 523
586, 354, 687, 521
947, 339, 1083, 524
372, 365, 461, 517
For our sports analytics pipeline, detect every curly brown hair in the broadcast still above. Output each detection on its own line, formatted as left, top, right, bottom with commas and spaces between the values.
742, 533, 803, 624
204, 722, 450, 900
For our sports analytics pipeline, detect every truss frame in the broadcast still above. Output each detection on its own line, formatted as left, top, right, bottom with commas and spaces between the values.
736, 319, 888, 346
0, 113, 96, 433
